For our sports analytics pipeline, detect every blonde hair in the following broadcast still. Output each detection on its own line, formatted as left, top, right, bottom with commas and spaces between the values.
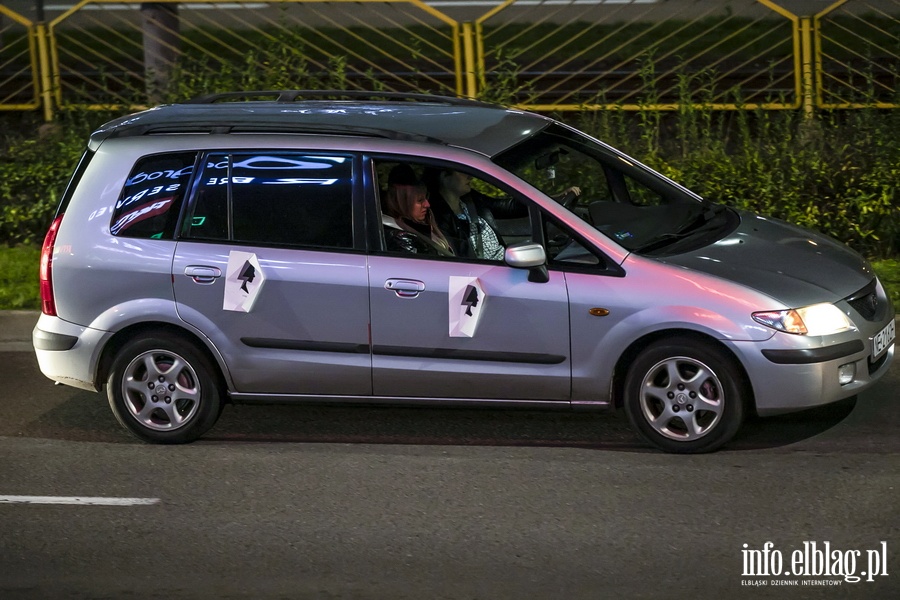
384, 183, 452, 254
384, 183, 425, 221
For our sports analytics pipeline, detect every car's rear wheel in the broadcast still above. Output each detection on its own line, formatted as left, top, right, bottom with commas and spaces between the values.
107, 333, 223, 444
623, 337, 746, 453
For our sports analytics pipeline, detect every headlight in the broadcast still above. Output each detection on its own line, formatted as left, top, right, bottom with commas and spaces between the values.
752, 303, 854, 336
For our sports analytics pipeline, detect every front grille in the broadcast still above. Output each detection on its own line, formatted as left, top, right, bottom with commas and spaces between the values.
846, 279, 879, 321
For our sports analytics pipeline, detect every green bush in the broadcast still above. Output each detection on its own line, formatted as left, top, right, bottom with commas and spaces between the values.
0, 49, 897, 258
572, 103, 899, 259
0, 113, 95, 246
875, 259, 900, 308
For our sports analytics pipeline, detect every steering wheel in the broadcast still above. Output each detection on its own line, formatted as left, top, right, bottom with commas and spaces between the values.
559, 189, 579, 210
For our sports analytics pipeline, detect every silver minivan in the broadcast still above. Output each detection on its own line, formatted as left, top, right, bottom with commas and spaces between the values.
33, 91, 895, 453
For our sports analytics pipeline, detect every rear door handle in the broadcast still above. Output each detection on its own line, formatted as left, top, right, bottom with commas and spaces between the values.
384, 278, 425, 298
184, 265, 222, 284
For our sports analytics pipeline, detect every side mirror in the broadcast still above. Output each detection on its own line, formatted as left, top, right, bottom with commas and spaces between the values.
505, 241, 545, 268
504, 242, 550, 283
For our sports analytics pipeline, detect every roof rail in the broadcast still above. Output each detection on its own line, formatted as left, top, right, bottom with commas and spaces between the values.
182, 89, 497, 108
101, 122, 443, 144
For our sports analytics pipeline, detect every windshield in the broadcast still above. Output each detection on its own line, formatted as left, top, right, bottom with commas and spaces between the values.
493, 123, 735, 256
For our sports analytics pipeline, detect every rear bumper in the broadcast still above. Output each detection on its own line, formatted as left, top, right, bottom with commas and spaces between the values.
33, 327, 78, 351
32, 314, 110, 392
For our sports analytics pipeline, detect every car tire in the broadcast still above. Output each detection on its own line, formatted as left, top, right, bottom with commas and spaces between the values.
623, 337, 746, 453
107, 333, 223, 444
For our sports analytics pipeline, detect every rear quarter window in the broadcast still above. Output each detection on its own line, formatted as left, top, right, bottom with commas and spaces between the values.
110, 152, 197, 238
185, 152, 354, 249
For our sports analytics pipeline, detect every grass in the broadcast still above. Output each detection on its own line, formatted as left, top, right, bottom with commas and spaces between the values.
873, 259, 900, 309
1, 246, 897, 312
0, 245, 40, 310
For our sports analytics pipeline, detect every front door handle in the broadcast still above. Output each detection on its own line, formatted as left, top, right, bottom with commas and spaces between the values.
184, 265, 222, 284
384, 278, 425, 298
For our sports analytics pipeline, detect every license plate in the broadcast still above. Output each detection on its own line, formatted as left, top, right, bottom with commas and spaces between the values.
873, 319, 895, 360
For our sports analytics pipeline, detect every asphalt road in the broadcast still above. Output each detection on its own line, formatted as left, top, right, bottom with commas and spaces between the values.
1, 312, 898, 599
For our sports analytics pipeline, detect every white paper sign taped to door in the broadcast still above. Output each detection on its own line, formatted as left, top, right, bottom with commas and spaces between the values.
448, 276, 486, 338
223, 251, 265, 312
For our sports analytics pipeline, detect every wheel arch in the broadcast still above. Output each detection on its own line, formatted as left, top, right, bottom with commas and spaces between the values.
96, 322, 229, 397
611, 328, 756, 414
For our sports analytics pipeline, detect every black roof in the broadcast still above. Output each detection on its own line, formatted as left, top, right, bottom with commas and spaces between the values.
90, 91, 553, 157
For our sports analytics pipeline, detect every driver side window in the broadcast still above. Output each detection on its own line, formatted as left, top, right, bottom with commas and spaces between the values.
373, 158, 532, 263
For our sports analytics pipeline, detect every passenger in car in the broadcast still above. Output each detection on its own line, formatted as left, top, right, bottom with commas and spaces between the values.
382, 164, 454, 256
422, 169, 514, 260
426, 169, 580, 260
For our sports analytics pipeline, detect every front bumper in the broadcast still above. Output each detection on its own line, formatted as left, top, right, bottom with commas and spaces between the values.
736, 318, 895, 416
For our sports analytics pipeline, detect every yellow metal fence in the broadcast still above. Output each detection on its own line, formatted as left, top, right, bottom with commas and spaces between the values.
0, 4, 41, 111
0, 0, 897, 120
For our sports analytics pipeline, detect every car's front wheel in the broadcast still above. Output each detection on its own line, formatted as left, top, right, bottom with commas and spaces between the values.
623, 337, 746, 453
107, 333, 223, 444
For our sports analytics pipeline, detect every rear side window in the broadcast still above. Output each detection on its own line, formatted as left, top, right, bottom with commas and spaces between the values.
111, 152, 197, 238
185, 152, 354, 249
58, 149, 95, 218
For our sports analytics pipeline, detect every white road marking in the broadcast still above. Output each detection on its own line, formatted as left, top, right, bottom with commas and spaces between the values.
0, 495, 160, 506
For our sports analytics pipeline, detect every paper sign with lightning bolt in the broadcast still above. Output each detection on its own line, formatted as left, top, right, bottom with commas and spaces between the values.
223, 251, 265, 312
448, 276, 486, 338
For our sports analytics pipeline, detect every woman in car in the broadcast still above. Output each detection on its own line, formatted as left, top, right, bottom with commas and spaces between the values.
382, 164, 454, 256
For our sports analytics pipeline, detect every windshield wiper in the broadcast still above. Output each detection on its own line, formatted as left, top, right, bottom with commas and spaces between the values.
632, 205, 725, 254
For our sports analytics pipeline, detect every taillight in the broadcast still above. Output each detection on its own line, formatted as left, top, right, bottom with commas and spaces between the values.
40, 215, 63, 316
